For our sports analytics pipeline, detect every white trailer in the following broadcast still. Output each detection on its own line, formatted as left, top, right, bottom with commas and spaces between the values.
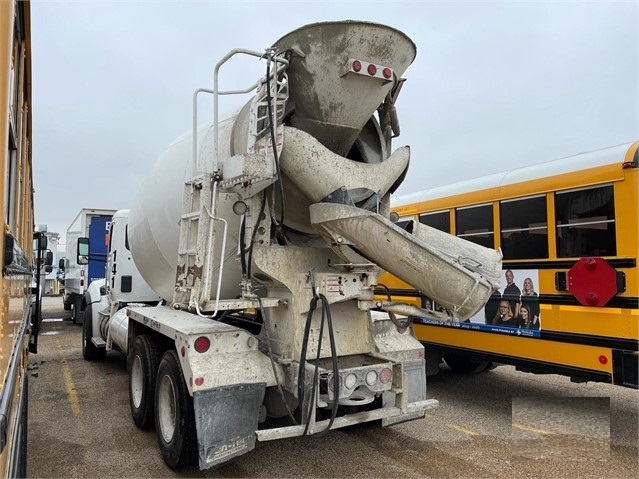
60, 208, 116, 323
82, 21, 502, 470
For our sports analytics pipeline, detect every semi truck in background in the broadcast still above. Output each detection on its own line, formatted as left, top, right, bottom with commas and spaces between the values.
59, 208, 116, 323
77, 21, 502, 470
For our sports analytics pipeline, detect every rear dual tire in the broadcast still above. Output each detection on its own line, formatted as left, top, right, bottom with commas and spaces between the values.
128, 339, 197, 468
155, 350, 197, 469
129, 335, 160, 429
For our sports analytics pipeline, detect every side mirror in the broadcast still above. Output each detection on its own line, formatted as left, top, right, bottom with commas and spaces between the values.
45, 265, 53, 273
33, 233, 47, 251
58, 258, 65, 270
45, 250, 53, 266
4, 234, 15, 266
4, 232, 31, 275
77, 237, 90, 265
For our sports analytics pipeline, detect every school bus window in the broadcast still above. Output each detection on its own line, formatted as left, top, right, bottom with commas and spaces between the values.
419, 210, 450, 233
456, 204, 493, 249
10, 25, 23, 135
500, 195, 548, 260
555, 184, 616, 258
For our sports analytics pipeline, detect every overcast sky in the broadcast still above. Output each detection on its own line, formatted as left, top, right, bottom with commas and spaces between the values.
30, 1, 638, 244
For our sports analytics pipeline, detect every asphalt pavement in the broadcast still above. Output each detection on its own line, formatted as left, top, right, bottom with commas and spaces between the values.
26, 296, 638, 478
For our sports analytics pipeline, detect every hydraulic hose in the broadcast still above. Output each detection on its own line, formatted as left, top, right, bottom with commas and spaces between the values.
264, 50, 286, 231
297, 290, 340, 435
246, 190, 267, 280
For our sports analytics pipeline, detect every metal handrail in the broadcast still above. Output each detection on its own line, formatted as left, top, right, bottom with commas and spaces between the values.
190, 48, 288, 316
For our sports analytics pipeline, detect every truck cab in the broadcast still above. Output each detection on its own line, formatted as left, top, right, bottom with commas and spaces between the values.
82, 210, 161, 360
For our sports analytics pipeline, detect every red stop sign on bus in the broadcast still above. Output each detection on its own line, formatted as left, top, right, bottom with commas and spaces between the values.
567, 257, 618, 307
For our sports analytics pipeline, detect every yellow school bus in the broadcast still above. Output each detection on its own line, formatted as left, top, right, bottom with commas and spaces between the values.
1, 1, 39, 476
383, 141, 638, 388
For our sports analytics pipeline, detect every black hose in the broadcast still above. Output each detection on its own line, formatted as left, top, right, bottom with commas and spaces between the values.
297, 295, 318, 429
246, 190, 267, 279
303, 297, 326, 436
372, 283, 412, 332
265, 51, 286, 230
319, 294, 339, 432
297, 292, 340, 435
377, 283, 393, 301
239, 216, 247, 276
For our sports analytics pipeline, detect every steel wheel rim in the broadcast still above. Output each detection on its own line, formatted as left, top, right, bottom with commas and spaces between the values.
131, 355, 144, 408
158, 374, 177, 443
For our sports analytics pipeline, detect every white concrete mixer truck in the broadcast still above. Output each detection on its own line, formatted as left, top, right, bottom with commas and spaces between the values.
78, 21, 502, 470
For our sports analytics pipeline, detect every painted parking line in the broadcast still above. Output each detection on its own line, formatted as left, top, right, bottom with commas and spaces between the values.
62, 360, 81, 416
512, 422, 555, 436
426, 413, 480, 437
55, 338, 81, 416
447, 423, 479, 437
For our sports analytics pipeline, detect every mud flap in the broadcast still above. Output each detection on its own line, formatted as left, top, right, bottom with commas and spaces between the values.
193, 382, 266, 469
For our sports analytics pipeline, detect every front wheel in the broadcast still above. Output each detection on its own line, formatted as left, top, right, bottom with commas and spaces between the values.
129, 335, 160, 429
72, 296, 83, 324
82, 305, 106, 361
155, 350, 197, 469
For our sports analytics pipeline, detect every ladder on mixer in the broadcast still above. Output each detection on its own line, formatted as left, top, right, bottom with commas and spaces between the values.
173, 49, 288, 313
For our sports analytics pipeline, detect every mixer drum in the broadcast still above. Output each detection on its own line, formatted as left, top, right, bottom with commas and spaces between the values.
129, 21, 417, 302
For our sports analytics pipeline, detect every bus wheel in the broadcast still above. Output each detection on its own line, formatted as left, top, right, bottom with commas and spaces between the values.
129, 335, 160, 429
155, 349, 197, 469
82, 305, 106, 361
443, 353, 492, 374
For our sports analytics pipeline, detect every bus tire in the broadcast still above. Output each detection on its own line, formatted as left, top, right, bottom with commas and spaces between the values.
443, 353, 492, 374
82, 305, 106, 361
155, 349, 197, 469
129, 335, 160, 430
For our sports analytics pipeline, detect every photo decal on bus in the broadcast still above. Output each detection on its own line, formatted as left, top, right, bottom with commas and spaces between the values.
421, 268, 541, 338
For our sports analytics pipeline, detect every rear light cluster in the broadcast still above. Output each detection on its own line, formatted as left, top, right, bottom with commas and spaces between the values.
346, 58, 393, 81
328, 367, 393, 393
